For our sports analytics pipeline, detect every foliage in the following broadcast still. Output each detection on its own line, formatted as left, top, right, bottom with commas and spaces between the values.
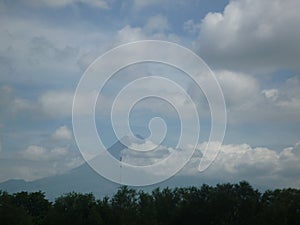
0, 181, 300, 225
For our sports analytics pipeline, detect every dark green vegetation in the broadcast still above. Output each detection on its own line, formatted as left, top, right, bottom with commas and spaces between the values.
1, 181, 300, 225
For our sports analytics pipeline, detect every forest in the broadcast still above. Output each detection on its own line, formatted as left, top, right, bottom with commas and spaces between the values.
0, 181, 299, 225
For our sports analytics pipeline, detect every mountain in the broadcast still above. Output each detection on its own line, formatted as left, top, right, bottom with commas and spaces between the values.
0, 164, 211, 201
0, 163, 118, 200
107, 134, 146, 159
0, 136, 210, 201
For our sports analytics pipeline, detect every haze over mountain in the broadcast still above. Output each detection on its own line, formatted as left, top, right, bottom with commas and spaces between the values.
1, 134, 300, 200
0, 137, 208, 200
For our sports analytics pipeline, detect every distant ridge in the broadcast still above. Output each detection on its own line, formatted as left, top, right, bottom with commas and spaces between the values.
0, 135, 215, 200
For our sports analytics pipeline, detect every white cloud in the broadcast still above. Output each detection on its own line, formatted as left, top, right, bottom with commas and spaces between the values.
188, 70, 263, 125
5, 138, 300, 187
0, 86, 110, 120
77, 51, 100, 71
113, 138, 300, 188
121, 142, 176, 166
129, 140, 158, 152
252, 76, 300, 124
117, 25, 146, 43
38, 91, 74, 117
116, 16, 179, 44
52, 126, 72, 141
180, 141, 300, 188
183, 19, 201, 34
197, 0, 300, 72
106, 75, 199, 129
191, 72, 300, 126
262, 89, 279, 101
144, 15, 170, 33
0, 86, 38, 118
11, 98, 34, 113
38, 89, 105, 117
28, 36, 79, 66
0, 154, 84, 182
0, 14, 112, 87
20, 145, 69, 161
275, 76, 300, 110
215, 70, 259, 108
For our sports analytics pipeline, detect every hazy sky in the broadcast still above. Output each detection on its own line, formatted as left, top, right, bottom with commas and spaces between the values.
0, 0, 300, 188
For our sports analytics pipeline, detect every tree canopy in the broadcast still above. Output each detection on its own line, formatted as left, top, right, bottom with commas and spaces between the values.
1, 181, 299, 225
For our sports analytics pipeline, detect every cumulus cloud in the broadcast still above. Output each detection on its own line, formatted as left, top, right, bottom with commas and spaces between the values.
183, 19, 201, 34
144, 15, 170, 33
52, 126, 72, 140
196, 72, 300, 126
129, 140, 158, 152
11, 98, 34, 114
188, 70, 261, 124
28, 36, 79, 66
262, 89, 279, 101
116, 15, 179, 43
38, 89, 109, 118
215, 70, 259, 108
0, 152, 84, 181
179, 141, 300, 188
121, 141, 179, 166
0, 86, 38, 119
275, 76, 300, 111
197, 0, 300, 72
9, 142, 84, 181
117, 25, 146, 43
248, 75, 300, 124
0, 12, 111, 87
0, 159, 49, 181
102, 75, 199, 141
38, 91, 74, 117
20, 145, 69, 161
0, 86, 74, 119
109, 138, 300, 188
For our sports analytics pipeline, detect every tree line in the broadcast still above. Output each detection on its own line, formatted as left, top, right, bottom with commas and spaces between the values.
1, 181, 300, 225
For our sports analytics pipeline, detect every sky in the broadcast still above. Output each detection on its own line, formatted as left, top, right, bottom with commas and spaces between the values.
0, 0, 300, 188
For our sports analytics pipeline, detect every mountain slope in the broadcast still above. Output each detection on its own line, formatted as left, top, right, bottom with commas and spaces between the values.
0, 160, 212, 201
0, 163, 119, 200
0, 137, 209, 200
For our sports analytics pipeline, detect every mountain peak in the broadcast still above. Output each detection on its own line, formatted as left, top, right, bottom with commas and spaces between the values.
108, 134, 145, 159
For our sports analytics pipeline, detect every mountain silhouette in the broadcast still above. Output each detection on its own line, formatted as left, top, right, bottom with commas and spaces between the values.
0, 136, 212, 200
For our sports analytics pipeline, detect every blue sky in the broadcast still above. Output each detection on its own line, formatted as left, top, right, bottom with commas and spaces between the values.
0, 0, 300, 188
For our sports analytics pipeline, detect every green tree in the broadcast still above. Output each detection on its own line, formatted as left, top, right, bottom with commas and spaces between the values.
46, 192, 103, 225
137, 191, 156, 225
0, 191, 33, 225
110, 186, 138, 225
151, 187, 180, 225
259, 188, 300, 225
175, 185, 213, 225
13, 191, 51, 225
233, 181, 260, 225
